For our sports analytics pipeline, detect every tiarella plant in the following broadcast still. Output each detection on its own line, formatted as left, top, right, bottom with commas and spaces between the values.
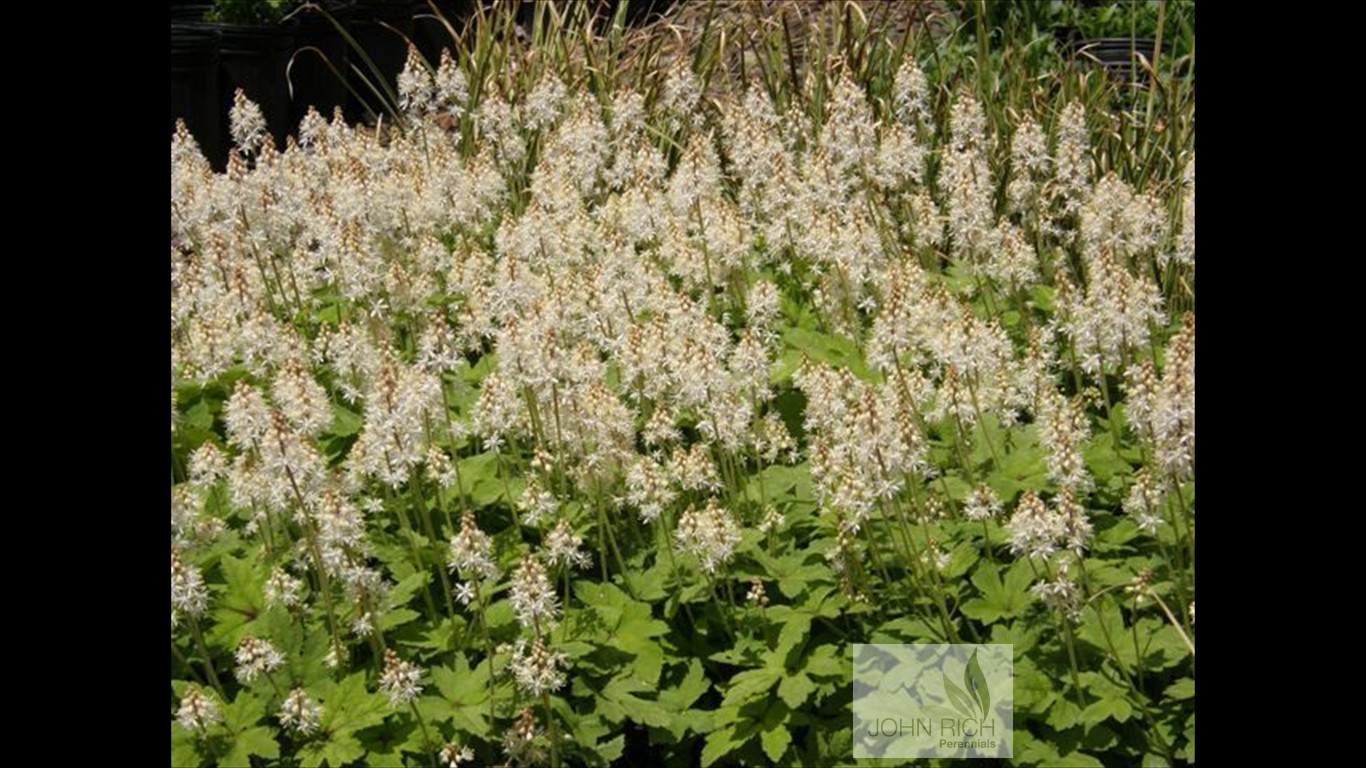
172, 2, 1194, 765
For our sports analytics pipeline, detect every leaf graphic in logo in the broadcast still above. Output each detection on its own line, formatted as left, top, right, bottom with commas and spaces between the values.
942, 674, 977, 720
964, 649, 991, 722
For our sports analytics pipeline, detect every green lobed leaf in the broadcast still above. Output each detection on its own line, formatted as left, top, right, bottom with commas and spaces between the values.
1016, 731, 1062, 766
329, 403, 364, 437
299, 732, 365, 768
761, 722, 792, 762
376, 608, 422, 631
224, 726, 280, 765
701, 707, 757, 768
384, 570, 431, 611
802, 643, 847, 679
873, 617, 945, 643
602, 676, 673, 728
170, 723, 206, 768
1047, 697, 1086, 731
1181, 713, 1195, 762
1077, 597, 1132, 665
781, 327, 873, 380
657, 659, 710, 712
321, 672, 389, 735
207, 554, 267, 649
721, 667, 781, 708
596, 734, 626, 763
773, 611, 812, 663
1082, 696, 1134, 725
962, 560, 1034, 624
1164, 677, 1195, 701
777, 672, 816, 709
1055, 750, 1106, 767
1014, 656, 1058, 714
701, 729, 745, 768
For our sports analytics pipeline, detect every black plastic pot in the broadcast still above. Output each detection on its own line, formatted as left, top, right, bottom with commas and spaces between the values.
172, 5, 297, 161
217, 19, 298, 147
171, 19, 222, 168
1056, 30, 1168, 76
1079, 38, 1162, 71
413, 1, 466, 69
604, 0, 676, 26
344, 0, 416, 121
289, 2, 353, 127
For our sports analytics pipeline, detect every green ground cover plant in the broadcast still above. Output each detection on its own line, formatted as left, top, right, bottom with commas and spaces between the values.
171, 2, 1194, 764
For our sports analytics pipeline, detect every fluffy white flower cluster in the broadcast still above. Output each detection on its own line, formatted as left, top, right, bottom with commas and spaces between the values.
545, 518, 590, 570
170, 548, 208, 619
234, 636, 284, 683
1126, 315, 1196, 482
675, 500, 742, 574
509, 554, 559, 631
796, 363, 930, 525
510, 636, 568, 696
440, 742, 475, 767
379, 649, 424, 706
449, 512, 499, 581
1004, 489, 1092, 561
176, 686, 221, 733
279, 688, 323, 735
